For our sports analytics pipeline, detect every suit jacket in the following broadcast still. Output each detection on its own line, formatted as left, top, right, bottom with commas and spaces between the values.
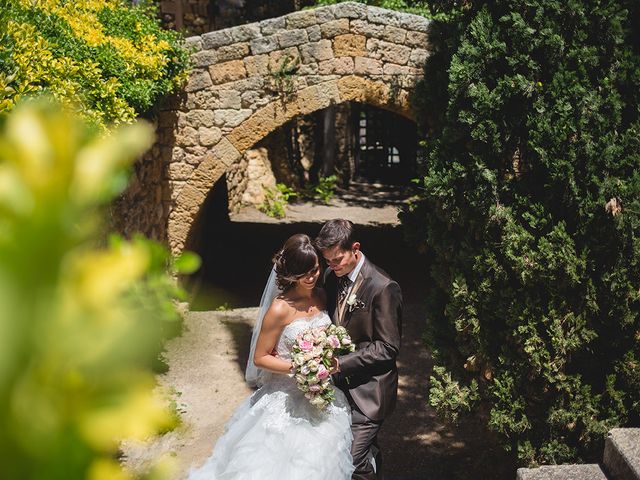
324, 257, 403, 422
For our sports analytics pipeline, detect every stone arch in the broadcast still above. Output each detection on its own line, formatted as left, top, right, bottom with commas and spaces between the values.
155, 2, 431, 253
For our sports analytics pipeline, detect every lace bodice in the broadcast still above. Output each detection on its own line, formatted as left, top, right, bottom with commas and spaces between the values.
275, 311, 332, 361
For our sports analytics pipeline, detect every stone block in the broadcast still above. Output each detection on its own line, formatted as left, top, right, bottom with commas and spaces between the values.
168, 162, 195, 181
268, 47, 301, 72
216, 42, 250, 62
366, 38, 383, 59
406, 30, 429, 47
338, 75, 389, 106
367, 6, 402, 27
193, 91, 218, 110
244, 54, 270, 76
334, 1, 366, 19
298, 62, 319, 76
210, 137, 241, 167
603, 428, 640, 480
232, 24, 261, 42
186, 110, 215, 128
315, 80, 341, 106
277, 29, 309, 48
355, 57, 383, 76
286, 10, 318, 29
198, 126, 222, 146
209, 60, 247, 84
383, 63, 422, 77
227, 103, 279, 153
185, 69, 212, 92
306, 74, 339, 85
381, 25, 407, 44
176, 126, 199, 147
185, 145, 208, 156
377, 41, 412, 64
184, 36, 203, 52
232, 76, 265, 93
191, 49, 217, 68
300, 40, 334, 64
307, 25, 322, 42
516, 465, 608, 480
251, 36, 278, 55
172, 147, 186, 163
351, 19, 384, 38
165, 180, 185, 201
318, 57, 354, 75
320, 19, 350, 38
241, 90, 269, 109
333, 34, 367, 57
202, 29, 235, 49
401, 14, 431, 33
315, 6, 335, 24
260, 17, 286, 35
409, 48, 430, 68
214, 109, 253, 128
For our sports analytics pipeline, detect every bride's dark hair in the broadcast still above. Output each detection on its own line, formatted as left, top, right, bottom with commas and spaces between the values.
273, 234, 319, 291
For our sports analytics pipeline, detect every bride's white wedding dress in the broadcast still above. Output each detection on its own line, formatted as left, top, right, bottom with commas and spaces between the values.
188, 312, 354, 480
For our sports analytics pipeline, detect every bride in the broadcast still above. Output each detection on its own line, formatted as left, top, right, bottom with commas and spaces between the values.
188, 234, 354, 480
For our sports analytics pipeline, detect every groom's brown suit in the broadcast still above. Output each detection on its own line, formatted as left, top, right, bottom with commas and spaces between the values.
325, 256, 402, 480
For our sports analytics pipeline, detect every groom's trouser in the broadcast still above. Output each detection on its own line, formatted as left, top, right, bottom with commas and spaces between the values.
351, 406, 384, 480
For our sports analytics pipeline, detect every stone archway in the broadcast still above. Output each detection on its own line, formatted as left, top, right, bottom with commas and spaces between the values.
118, 2, 431, 254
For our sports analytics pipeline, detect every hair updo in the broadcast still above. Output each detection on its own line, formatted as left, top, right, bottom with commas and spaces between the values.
273, 234, 320, 291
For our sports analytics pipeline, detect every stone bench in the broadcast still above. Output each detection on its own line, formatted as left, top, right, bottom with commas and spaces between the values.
604, 428, 640, 480
517, 428, 640, 480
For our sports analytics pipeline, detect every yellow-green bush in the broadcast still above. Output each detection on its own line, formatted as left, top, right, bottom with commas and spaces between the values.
0, 0, 189, 129
0, 99, 198, 479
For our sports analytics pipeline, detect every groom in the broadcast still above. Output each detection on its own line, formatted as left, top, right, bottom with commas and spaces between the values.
315, 219, 403, 480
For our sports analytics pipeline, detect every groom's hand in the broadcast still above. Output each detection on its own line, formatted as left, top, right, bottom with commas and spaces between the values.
329, 357, 340, 374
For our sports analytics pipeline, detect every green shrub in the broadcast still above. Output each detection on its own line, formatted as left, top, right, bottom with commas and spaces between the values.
259, 183, 298, 219
0, 0, 189, 129
0, 99, 199, 479
301, 174, 338, 204
403, 0, 640, 466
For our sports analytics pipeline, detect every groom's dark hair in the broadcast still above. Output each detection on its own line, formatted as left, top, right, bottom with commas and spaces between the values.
314, 219, 357, 251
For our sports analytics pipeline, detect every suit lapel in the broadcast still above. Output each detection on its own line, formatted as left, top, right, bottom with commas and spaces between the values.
340, 258, 372, 326
325, 270, 340, 325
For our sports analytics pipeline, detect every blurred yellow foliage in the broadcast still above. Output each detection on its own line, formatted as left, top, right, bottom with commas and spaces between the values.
0, 100, 189, 479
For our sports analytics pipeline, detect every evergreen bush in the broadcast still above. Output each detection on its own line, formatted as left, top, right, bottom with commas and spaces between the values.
403, 0, 640, 466
0, 0, 189, 129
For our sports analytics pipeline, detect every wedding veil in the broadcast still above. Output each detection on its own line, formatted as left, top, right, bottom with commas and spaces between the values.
245, 266, 281, 388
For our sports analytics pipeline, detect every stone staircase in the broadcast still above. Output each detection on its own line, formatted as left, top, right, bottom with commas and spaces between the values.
517, 429, 640, 480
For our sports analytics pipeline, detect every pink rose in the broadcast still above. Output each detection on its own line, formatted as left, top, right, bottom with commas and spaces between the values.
309, 384, 321, 392
317, 365, 329, 380
327, 335, 340, 348
299, 340, 313, 351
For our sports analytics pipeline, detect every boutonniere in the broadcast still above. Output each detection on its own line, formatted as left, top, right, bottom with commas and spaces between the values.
346, 293, 365, 313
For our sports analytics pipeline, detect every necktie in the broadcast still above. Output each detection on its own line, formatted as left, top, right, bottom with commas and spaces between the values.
338, 276, 351, 306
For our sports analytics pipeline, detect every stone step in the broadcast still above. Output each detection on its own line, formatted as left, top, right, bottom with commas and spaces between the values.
516, 464, 609, 480
604, 428, 640, 480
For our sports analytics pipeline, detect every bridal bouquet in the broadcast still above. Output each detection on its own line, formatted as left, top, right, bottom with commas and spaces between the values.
290, 324, 355, 409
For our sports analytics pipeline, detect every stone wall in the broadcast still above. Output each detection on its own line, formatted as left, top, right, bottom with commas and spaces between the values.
116, 2, 431, 254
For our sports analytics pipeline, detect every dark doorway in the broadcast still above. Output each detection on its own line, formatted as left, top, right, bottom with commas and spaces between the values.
353, 104, 418, 185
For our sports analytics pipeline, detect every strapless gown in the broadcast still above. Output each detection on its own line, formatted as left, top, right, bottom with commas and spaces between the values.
187, 312, 354, 480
